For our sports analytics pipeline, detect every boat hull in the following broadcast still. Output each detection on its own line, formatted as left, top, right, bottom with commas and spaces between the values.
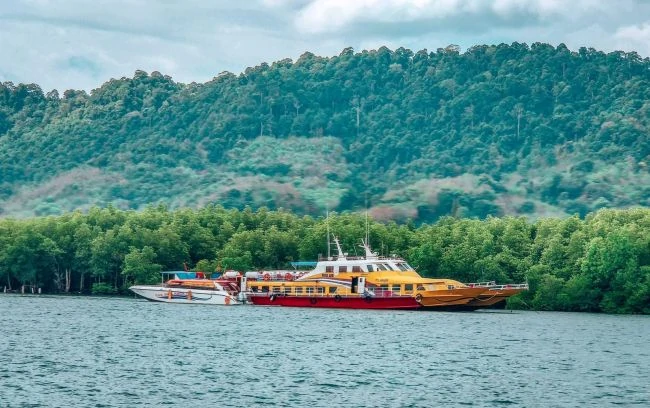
463, 287, 527, 308
417, 287, 488, 307
129, 285, 240, 305
248, 294, 420, 309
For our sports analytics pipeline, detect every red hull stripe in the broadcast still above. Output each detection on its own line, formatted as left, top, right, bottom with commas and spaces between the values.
249, 295, 420, 309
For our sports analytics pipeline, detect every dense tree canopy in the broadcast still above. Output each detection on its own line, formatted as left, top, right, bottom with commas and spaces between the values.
1, 43, 649, 221
0, 205, 648, 314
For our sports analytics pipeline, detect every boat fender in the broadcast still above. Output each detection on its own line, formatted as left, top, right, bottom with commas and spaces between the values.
309, 297, 317, 305
270, 294, 277, 302
415, 294, 423, 303
334, 294, 342, 302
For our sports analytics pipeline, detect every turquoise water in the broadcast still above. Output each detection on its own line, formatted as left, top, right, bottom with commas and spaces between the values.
1, 295, 648, 407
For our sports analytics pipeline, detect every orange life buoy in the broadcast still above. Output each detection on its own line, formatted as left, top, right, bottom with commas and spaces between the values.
284, 273, 294, 281
263, 273, 271, 281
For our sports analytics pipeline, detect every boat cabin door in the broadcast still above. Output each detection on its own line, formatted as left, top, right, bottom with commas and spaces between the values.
358, 277, 366, 294
351, 277, 366, 294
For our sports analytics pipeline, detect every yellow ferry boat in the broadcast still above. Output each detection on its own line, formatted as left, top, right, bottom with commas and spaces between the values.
244, 237, 493, 310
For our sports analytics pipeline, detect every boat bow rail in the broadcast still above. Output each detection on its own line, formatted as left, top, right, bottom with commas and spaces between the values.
466, 281, 529, 290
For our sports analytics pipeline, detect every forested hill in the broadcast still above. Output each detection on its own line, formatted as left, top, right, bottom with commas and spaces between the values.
1, 43, 649, 221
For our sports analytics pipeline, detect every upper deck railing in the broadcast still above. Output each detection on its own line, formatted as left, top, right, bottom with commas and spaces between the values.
316, 255, 404, 261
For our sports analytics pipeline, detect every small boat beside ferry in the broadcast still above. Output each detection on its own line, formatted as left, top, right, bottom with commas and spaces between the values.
129, 271, 242, 305
242, 237, 515, 310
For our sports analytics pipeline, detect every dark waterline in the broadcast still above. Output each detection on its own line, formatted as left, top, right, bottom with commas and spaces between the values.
1, 295, 649, 407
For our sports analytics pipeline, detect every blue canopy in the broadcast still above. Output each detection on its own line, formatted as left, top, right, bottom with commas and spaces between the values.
291, 261, 317, 268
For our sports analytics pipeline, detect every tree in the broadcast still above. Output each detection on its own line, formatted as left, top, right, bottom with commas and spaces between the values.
122, 246, 161, 285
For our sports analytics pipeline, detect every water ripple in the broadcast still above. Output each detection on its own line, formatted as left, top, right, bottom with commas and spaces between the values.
1, 295, 649, 407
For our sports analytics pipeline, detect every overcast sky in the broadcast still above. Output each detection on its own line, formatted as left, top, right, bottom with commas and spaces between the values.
1, 0, 650, 92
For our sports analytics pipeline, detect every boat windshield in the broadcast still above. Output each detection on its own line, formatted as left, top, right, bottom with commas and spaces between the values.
395, 262, 415, 271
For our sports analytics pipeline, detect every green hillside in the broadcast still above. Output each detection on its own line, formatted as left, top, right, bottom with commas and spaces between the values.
1, 43, 649, 221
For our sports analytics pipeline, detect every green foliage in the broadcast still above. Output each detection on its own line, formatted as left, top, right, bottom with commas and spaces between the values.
1, 44, 650, 220
122, 246, 161, 286
1, 188, 650, 314
91, 282, 118, 295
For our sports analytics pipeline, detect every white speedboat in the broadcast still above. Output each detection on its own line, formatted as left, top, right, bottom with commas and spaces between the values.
129, 271, 242, 305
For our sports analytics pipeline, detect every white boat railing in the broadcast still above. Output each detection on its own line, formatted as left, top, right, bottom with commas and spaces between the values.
465, 281, 497, 288
317, 255, 404, 261
465, 281, 528, 290
488, 283, 529, 290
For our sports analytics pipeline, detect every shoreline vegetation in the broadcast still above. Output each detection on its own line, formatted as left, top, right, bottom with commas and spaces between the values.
1, 205, 649, 314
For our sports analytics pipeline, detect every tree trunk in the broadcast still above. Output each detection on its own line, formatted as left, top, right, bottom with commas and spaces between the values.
79, 273, 85, 292
65, 268, 71, 293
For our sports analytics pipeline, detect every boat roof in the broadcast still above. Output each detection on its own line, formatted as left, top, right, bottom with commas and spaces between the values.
162, 271, 206, 280
291, 261, 318, 268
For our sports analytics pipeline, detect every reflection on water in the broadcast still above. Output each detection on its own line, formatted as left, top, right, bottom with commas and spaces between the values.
1, 295, 649, 407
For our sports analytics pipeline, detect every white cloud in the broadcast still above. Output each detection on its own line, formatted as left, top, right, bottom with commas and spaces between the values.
0, 0, 649, 92
615, 22, 650, 55
293, 0, 611, 34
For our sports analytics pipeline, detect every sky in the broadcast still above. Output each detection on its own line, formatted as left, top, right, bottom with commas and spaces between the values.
1, 0, 650, 92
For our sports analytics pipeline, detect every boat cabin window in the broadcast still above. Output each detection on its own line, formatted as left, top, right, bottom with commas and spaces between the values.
392, 285, 401, 294
295, 287, 303, 295
376, 264, 387, 271
328, 287, 337, 294
338, 266, 347, 273
416, 285, 424, 291
325, 266, 334, 273
395, 263, 409, 271
273, 287, 281, 293
379, 285, 389, 293
447, 285, 455, 290
404, 284, 413, 293
366, 265, 374, 272
283, 286, 291, 294
404, 263, 415, 271
317, 287, 325, 294
306, 287, 314, 294
381, 263, 392, 270
251, 286, 259, 292
262, 286, 270, 292
352, 266, 362, 272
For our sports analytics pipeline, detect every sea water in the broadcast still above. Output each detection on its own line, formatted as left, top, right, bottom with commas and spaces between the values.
1, 295, 648, 407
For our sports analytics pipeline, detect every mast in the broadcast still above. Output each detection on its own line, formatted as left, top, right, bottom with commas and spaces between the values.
333, 236, 346, 260
365, 193, 370, 250
365, 209, 369, 250
326, 209, 331, 260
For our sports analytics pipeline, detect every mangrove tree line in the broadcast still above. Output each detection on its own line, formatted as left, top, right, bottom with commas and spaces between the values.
0, 205, 649, 313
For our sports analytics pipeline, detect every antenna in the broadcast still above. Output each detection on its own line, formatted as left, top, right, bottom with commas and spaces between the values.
326, 208, 331, 260
365, 193, 369, 249
333, 236, 345, 260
